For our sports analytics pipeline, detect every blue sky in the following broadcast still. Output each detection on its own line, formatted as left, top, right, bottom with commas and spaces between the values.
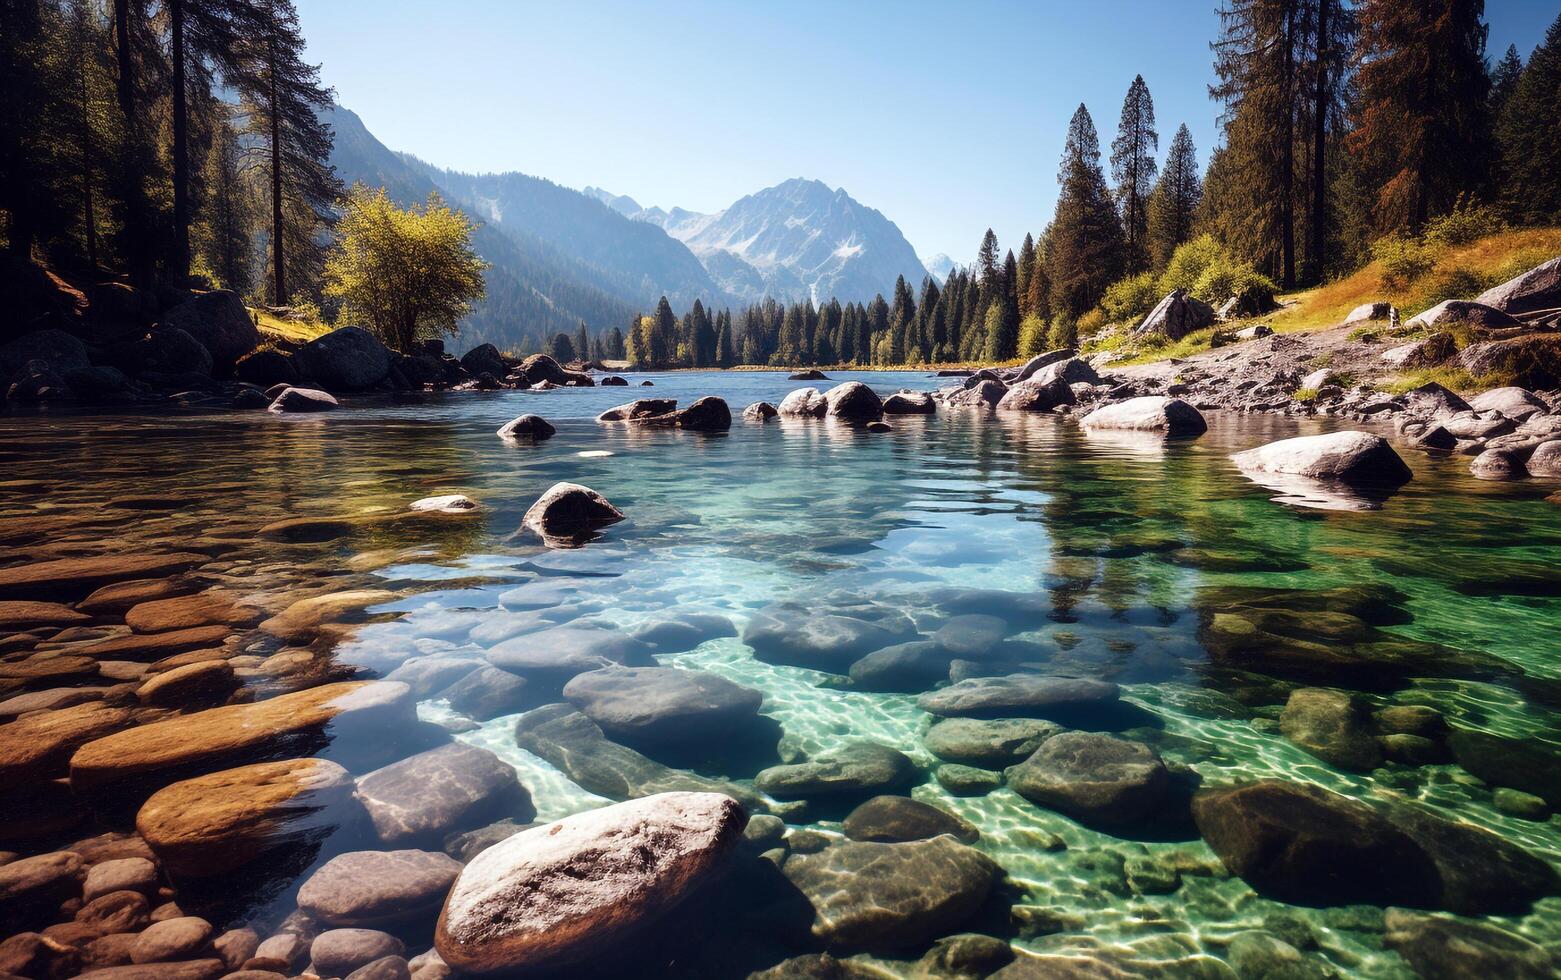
296, 0, 1557, 265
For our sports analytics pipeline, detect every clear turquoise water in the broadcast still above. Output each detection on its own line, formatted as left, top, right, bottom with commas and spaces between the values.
3, 369, 1559, 976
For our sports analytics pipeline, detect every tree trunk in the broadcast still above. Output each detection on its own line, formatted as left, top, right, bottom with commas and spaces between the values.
1308, 0, 1329, 283
269, 27, 285, 304
113, 0, 132, 123
1280, 2, 1296, 290
78, 0, 97, 269
170, 0, 188, 281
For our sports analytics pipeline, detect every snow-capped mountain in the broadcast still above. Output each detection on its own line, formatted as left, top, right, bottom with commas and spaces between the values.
922, 253, 959, 283
597, 178, 929, 304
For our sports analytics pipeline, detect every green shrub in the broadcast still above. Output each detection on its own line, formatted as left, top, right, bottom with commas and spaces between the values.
1424, 197, 1504, 250
1192, 261, 1277, 309
1292, 387, 1320, 403
1099, 272, 1160, 325
1372, 234, 1435, 288
1049, 316, 1080, 350
1158, 234, 1226, 295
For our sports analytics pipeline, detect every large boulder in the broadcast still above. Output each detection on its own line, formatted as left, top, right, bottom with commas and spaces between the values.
1080, 396, 1206, 435
1012, 348, 1077, 383
434, 793, 746, 976
1344, 302, 1392, 325
0, 329, 90, 382
161, 291, 258, 372
923, 718, 1059, 768
881, 390, 935, 415
942, 379, 1007, 408
1005, 732, 1172, 830
1458, 335, 1561, 390
1407, 300, 1520, 331
294, 326, 394, 391
842, 796, 979, 844
781, 836, 998, 953
1472, 256, 1561, 316
635, 396, 732, 431
486, 626, 654, 687
518, 353, 570, 386
743, 401, 778, 421
114, 327, 213, 377
823, 382, 883, 420
1230, 431, 1412, 485
520, 482, 624, 544
1135, 289, 1216, 340
460, 343, 506, 379
354, 743, 533, 848
742, 605, 917, 673
1467, 386, 1548, 420
562, 665, 762, 747
995, 377, 1074, 413
1381, 332, 1457, 369
779, 386, 828, 417
235, 349, 298, 387
1029, 357, 1100, 388
754, 742, 919, 799
135, 758, 356, 877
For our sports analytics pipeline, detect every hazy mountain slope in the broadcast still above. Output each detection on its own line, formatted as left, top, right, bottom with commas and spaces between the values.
922, 253, 958, 283
607, 178, 929, 304
325, 106, 639, 351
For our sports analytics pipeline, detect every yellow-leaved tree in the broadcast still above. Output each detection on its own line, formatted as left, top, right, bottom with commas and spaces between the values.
324, 184, 487, 352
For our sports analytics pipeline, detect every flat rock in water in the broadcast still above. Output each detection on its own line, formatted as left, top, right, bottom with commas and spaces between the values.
408, 494, 479, 514
74, 624, 232, 662
260, 589, 398, 642
136, 757, 355, 877
917, 675, 1121, 723
1231, 431, 1412, 484
882, 390, 935, 415
1080, 396, 1206, 435
267, 387, 337, 413
742, 605, 917, 673
354, 742, 532, 848
485, 626, 654, 686
70, 681, 412, 799
297, 849, 461, 928
842, 795, 979, 843
754, 742, 918, 799
924, 717, 1061, 768
1384, 909, 1558, 980
0, 600, 90, 630
1279, 688, 1382, 772
778, 387, 827, 417
0, 702, 135, 785
0, 552, 208, 601
310, 929, 405, 978
123, 591, 257, 633
596, 398, 676, 422
1005, 732, 1172, 830
434, 792, 746, 975
562, 665, 763, 746
781, 836, 998, 953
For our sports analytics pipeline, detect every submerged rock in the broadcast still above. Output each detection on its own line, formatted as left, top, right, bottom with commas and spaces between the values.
267, 386, 338, 413
562, 665, 763, 747
1384, 909, 1557, 980
354, 742, 532, 848
755, 742, 919, 799
743, 604, 917, 673
923, 718, 1059, 768
1279, 688, 1382, 772
486, 626, 654, 687
1006, 732, 1172, 830
781, 836, 999, 953
297, 849, 461, 928
842, 795, 979, 844
521, 482, 624, 544
435, 793, 746, 975
917, 675, 1122, 724
1079, 396, 1206, 435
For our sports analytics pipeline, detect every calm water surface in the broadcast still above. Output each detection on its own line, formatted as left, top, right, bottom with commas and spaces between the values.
2, 369, 1558, 977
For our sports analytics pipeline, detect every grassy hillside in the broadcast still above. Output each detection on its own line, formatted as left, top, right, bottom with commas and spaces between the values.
253, 308, 332, 346
1271, 227, 1561, 331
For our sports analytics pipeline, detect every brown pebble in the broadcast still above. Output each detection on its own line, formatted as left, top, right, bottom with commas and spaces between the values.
76, 890, 151, 934
149, 900, 185, 922
129, 915, 213, 963
78, 578, 197, 616
346, 954, 412, 980
40, 919, 104, 947
81, 930, 139, 969
212, 927, 260, 969
67, 832, 156, 865
83, 857, 159, 901
0, 851, 84, 926
239, 954, 291, 972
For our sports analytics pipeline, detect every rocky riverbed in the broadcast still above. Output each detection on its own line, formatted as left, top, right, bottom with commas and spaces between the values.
1, 359, 1560, 978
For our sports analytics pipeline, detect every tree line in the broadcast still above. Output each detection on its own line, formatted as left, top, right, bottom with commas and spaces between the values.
606, 1, 1561, 369
1, 0, 338, 307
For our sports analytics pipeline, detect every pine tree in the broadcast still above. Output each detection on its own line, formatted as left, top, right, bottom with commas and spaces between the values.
1347, 0, 1491, 234
1016, 233, 1036, 317
1303, 0, 1353, 282
237, 0, 340, 304
1146, 124, 1202, 269
650, 295, 675, 368
572, 321, 590, 364
1111, 74, 1158, 272
975, 229, 1000, 298
888, 275, 914, 364
1025, 229, 1053, 325
192, 116, 255, 292
606, 325, 626, 361
1497, 14, 1560, 224
1049, 104, 1125, 320
1490, 43, 1523, 120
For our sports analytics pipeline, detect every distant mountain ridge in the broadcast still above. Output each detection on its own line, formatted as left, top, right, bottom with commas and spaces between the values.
589, 178, 930, 305
327, 105, 928, 350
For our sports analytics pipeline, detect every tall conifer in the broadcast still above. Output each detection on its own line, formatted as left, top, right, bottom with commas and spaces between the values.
1111, 74, 1158, 272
